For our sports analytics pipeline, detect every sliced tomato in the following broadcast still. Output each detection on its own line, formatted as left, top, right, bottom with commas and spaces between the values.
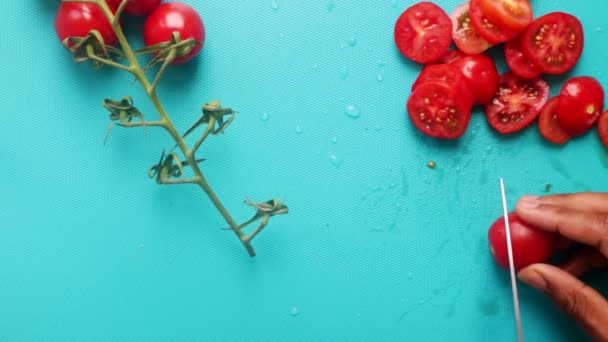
521, 12, 584, 75
598, 110, 608, 148
449, 53, 499, 105
469, 0, 518, 44
394, 2, 453, 64
412, 63, 474, 106
479, 0, 533, 32
407, 80, 473, 139
485, 72, 550, 134
555, 76, 604, 136
538, 96, 570, 144
430, 49, 466, 65
505, 34, 542, 79
450, 2, 492, 55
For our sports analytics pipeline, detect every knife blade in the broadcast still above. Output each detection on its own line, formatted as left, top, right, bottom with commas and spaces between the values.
500, 177, 524, 342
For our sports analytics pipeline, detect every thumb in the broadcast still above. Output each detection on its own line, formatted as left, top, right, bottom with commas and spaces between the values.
518, 264, 608, 341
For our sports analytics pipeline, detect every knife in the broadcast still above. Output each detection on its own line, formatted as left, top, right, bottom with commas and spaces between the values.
500, 177, 524, 342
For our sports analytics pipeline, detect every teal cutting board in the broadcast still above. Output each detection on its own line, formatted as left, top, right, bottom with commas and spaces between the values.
1, 1, 607, 341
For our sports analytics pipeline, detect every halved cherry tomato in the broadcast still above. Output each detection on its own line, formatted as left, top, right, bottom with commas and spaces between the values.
469, 0, 518, 44
448, 53, 499, 105
538, 96, 570, 144
555, 76, 604, 136
521, 12, 584, 75
430, 49, 465, 65
479, 0, 533, 32
598, 111, 608, 148
504, 34, 542, 79
412, 63, 474, 107
394, 2, 453, 64
485, 72, 549, 134
407, 81, 473, 139
450, 2, 492, 55
488, 212, 556, 271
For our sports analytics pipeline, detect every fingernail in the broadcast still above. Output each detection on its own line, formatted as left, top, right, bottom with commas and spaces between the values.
518, 267, 547, 291
518, 196, 539, 209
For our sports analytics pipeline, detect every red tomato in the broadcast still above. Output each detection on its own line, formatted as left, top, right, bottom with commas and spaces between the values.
407, 81, 473, 139
538, 96, 570, 144
448, 54, 499, 105
108, 0, 162, 16
430, 49, 466, 65
143, 2, 205, 65
478, 0, 533, 32
450, 2, 492, 55
521, 12, 584, 75
55, 2, 118, 46
555, 76, 605, 136
412, 63, 473, 107
504, 34, 542, 79
394, 2, 453, 64
485, 72, 549, 134
488, 212, 556, 271
469, 0, 518, 44
598, 111, 608, 148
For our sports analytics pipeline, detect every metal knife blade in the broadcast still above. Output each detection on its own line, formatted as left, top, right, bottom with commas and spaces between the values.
500, 177, 524, 342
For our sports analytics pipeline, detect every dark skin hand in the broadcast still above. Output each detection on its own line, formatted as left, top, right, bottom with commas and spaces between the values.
514, 192, 608, 342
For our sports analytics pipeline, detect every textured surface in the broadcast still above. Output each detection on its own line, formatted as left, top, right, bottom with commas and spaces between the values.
1, 0, 608, 341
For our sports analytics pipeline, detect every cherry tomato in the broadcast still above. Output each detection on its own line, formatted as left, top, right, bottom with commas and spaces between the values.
555, 76, 604, 136
430, 49, 466, 65
504, 34, 542, 79
521, 12, 584, 75
407, 80, 473, 139
412, 63, 474, 107
143, 2, 205, 65
488, 212, 556, 271
485, 72, 549, 134
394, 2, 453, 64
478, 0, 533, 32
469, 0, 518, 44
598, 110, 608, 148
450, 2, 492, 55
538, 96, 570, 144
55, 2, 118, 46
448, 53, 499, 105
108, 0, 162, 16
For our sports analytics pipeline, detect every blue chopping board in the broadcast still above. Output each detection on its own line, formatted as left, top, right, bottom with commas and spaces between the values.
0, 1, 607, 341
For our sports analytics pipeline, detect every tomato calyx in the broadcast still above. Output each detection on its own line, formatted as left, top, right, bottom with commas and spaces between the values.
60, 30, 124, 68
102, 96, 148, 145
136, 31, 202, 71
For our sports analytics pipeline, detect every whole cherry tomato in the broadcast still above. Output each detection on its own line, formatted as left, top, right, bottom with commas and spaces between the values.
555, 76, 605, 136
55, 2, 118, 46
143, 2, 205, 65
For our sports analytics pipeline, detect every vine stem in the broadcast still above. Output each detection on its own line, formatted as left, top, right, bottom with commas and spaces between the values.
88, 0, 256, 256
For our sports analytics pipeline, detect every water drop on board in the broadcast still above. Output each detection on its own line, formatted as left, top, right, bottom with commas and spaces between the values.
340, 65, 349, 80
377, 59, 386, 67
348, 36, 358, 47
330, 136, 338, 144
290, 307, 300, 316
597, 27, 604, 32
326, 0, 335, 12
295, 125, 303, 134
330, 154, 341, 168
376, 74, 384, 82
345, 105, 360, 118
260, 112, 269, 121
270, 2, 279, 10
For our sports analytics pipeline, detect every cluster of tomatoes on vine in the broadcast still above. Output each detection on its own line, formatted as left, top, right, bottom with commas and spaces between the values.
55, 0, 205, 65
394, 0, 608, 148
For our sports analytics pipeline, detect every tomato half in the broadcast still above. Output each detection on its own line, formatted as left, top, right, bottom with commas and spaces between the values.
485, 72, 549, 134
108, 0, 161, 16
143, 2, 205, 65
407, 81, 473, 139
521, 12, 584, 75
411, 63, 469, 94
555, 76, 604, 136
488, 212, 556, 271
479, 0, 533, 32
598, 110, 608, 148
538, 96, 570, 144
450, 2, 492, 55
448, 53, 499, 105
469, 0, 518, 44
504, 34, 542, 79
430, 49, 466, 65
55, 2, 118, 46
394, 2, 453, 64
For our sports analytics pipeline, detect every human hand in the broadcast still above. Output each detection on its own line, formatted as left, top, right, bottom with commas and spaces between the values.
514, 192, 608, 341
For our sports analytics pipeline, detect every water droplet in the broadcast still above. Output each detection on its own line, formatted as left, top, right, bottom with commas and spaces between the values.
340, 65, 349, 80
290, 307, 300, 316
329, 154, 341, 168
596, 27, 604, 32
376, 73, 384, 82
312, 64, 319, 70
139, 244, 145, 249
406, 273, 414, 280
377, 59, 386, 67
260, 112, 269, 121
270, 2, 279, 10
345, 104, 360, 118
340, 42, 346, 49
326, 0, 335, 12
329, 136, 338, 144
279, 33, 285, 39
348, 35, 358, 47
478, 298, 499, 316
374, 124, 382, 131
295, 125, 303, 134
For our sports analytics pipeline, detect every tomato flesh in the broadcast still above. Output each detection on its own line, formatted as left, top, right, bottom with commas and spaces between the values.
485, 72, 549, 134
598, 111, 608, 148
394, 2, 453, 64
448, 53, 499, 105
555, 76, 604, 136
469, 0, 518, 44
55, 2, 118, 46
488, 212, 556, 271
521, 12, 584, 75
504, 34, 542, 79
450, 2, 492, 55
538, 96, 570, 144
407, 81, 472, 139
479, 0, 533, 32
